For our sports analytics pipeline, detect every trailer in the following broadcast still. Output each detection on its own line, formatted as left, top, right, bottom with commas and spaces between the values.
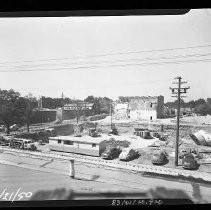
49, 135, 107, 157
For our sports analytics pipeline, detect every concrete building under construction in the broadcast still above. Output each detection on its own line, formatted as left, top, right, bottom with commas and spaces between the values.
114, 96, 164, 121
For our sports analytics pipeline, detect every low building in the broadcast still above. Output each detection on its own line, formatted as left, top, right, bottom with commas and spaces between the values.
56, 102, 94, 121
63, 102, 94, 111
114, 95, 164, 121
49, 135, 107, 157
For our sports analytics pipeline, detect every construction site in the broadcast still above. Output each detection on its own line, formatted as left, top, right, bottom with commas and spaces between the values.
1, 9, 211, 204
1, 99, 211, 175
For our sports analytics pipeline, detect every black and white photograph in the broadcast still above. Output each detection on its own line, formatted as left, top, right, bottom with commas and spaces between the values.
0, 8, 211, 206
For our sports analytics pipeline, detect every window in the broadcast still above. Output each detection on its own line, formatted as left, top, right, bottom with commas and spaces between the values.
150, 103, 153, 108
58, 140, 62, 144
92, 143, 96, 147
64, 141, 73, 145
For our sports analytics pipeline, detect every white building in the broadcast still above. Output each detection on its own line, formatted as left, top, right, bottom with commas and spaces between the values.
114, 96, 164, 121
49, 135, 107, 157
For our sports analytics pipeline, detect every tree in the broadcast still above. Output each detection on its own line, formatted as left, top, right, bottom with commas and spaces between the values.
207, 98, 211, 105
118, 96, 130, 103
194, 98, 206, 107
194, 103, 211, 116
98, 97, 112, 114
187, 100, 196, 109
92, 98, 101, 115
165, 99, 185, 109
24, 93, 38, 109
14, 97, 33, 132
0, 89, 35, 134
0, 89, 21, 134
0, 102, 16, 134
84, 95, 95, 103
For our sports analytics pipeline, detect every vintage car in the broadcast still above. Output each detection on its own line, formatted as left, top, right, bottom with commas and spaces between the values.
45, 128, 57, 137
89, 128, 100, 137
152, 150, 167, 165
182, 153, 198, 170
109, 128, 118, 135
101, 147, 121, 160
119, 148, 139, 161
9, 138, 37, 151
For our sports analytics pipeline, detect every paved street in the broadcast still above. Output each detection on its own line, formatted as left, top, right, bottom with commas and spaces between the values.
0, 151, 211, 202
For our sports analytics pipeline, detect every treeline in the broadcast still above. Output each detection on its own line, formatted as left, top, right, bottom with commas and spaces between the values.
41, 95, 112, 115
0, 89, 113, 133
0, 89, 34, 133
165, 98, 211, 115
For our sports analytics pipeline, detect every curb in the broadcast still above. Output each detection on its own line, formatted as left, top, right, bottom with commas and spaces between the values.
1, 146, 211, 184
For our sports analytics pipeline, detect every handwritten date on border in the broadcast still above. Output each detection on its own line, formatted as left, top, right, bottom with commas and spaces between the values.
0, 188, 32, 202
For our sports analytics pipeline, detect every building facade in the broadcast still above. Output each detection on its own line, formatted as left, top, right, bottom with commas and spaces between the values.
49, 135, 107, 157
56, 102, 94, 121
114, 96, 164, 121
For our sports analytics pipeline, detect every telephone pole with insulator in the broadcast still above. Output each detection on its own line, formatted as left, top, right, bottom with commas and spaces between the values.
170, 76, 190, 167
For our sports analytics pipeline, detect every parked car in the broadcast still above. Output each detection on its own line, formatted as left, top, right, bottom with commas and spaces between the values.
101, 147, 121, 160
9, 138, 37, 151
152, 150, 167, 165
109, 127, 118, 135
46, 128, 57, 137
182, 153, 198, 170
89, 128, 100, 137
119, 148, 139, 161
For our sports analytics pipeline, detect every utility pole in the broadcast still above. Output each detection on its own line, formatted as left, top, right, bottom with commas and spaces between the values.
61, 92, 64, 107
170, 76, 190, 166
76, 101, 79, 124
110, 101, 113, 129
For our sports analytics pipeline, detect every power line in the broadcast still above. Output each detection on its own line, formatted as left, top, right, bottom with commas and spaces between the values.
0, 44, 211, 65
0, 58, 211, 73
63, 78, 172, 90
1, 51, 211, 69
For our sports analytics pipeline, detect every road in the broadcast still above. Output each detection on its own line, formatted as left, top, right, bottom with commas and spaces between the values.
0, 151, 211, 202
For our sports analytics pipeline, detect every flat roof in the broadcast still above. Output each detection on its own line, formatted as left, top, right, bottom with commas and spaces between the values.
49, 134, 109, 144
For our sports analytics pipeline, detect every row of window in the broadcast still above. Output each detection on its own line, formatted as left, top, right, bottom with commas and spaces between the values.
57, 140, 96, 147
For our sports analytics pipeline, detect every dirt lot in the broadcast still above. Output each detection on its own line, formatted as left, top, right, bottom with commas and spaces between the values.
1, 115, 211, 174
96, 116, 211, 174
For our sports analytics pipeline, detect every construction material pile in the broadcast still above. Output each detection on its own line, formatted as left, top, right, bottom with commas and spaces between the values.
190, 130, 211, 147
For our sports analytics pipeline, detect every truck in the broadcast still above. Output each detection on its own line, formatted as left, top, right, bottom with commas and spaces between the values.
9, 138, 37, 151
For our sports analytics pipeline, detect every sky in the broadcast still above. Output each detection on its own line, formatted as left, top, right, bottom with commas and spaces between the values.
0, 9, 211, 103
